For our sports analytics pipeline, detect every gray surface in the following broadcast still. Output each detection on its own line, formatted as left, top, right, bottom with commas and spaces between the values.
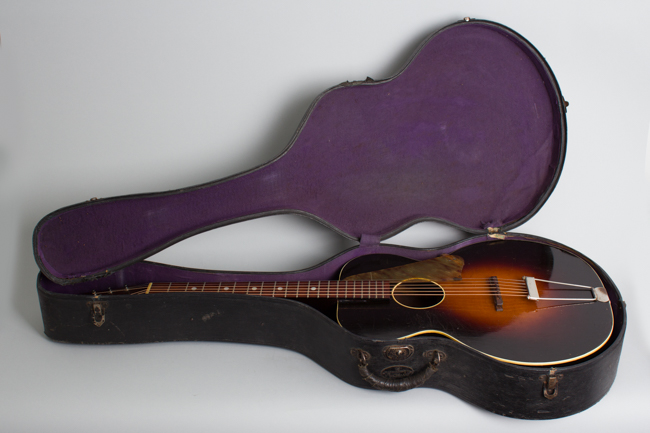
1, 1, 649, 431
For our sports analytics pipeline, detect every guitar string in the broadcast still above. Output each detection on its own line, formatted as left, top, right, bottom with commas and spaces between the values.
100, 283, 530, 292
136, 279, 532, 287
152, 285, 587, 293
98, 285, 593, 299
97, 280, 593, 295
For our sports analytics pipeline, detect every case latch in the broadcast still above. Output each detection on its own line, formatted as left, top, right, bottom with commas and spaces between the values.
383, 345, 415, 361
540, 368, 563, 400
91, 302, 106, 327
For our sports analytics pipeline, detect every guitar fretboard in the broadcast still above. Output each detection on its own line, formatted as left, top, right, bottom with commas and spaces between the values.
115, 280, 394, 299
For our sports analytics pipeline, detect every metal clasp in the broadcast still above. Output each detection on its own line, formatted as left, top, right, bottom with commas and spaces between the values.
383, 345, 414, 361
487, 227, 506, 240
423, 349, 446, 369
540, 368, 563, 400
92, 302, 105, 327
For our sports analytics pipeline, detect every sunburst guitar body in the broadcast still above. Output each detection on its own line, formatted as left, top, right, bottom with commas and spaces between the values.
335, 240, 613, 366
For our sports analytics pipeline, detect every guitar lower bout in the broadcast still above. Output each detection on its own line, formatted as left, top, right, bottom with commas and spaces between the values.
335, 240, 614, 366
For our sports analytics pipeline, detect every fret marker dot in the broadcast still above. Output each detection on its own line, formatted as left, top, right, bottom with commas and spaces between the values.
278, 287, 283, 290
224, 287, 230, 290
191, 287, 197, 291
311, 287, 316, 291
252, 287, 258, 291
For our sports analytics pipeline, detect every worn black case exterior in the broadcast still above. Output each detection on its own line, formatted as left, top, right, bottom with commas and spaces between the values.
33, 19, 625, 419
36, 234, 626, 419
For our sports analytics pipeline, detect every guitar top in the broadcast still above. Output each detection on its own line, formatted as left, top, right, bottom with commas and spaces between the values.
337, 240, 613, 366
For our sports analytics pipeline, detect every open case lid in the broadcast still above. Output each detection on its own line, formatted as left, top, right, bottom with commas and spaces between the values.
33, 19, 566, 285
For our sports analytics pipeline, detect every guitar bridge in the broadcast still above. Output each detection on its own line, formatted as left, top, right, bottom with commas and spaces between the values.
524, 277, 609, 303
488, 276, 503, 311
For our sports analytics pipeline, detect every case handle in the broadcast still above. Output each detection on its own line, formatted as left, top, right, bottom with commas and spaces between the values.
351, 348, 444, 392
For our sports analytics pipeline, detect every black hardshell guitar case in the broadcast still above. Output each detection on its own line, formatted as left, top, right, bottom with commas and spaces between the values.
33, 19, 625, 419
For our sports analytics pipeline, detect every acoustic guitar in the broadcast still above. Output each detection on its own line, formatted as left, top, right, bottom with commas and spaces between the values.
93, 240, 613, 366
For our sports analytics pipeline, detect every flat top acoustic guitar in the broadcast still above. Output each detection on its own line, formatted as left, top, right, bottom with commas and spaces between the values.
94, 240, 613, 366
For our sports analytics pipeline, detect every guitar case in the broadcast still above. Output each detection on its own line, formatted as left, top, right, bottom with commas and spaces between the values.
32, 19, 625, 419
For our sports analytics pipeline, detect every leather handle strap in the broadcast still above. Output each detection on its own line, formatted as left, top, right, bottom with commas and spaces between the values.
351, 348, 444, 392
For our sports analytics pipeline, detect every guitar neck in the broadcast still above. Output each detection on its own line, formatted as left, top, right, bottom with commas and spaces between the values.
109, 280, 393, 300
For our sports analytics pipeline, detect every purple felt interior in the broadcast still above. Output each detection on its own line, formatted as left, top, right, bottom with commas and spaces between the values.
39, 236, 489, 295
38, 234, 598, 297
35, 21, 564, 283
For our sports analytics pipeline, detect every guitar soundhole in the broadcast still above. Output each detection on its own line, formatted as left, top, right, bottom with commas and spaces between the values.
392, 278, 444, 310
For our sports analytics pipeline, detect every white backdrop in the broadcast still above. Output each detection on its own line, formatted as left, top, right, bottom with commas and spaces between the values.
1, 1, 649, 431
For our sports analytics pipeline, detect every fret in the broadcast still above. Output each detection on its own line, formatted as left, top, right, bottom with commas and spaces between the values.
104, 279, 401, 299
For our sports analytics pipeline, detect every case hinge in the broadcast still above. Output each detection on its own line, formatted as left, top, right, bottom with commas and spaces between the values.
487, 227, 506, 240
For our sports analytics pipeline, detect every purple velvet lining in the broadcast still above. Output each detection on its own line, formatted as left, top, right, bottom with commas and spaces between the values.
35, 22, 564, 282
39, 235, 490, 295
